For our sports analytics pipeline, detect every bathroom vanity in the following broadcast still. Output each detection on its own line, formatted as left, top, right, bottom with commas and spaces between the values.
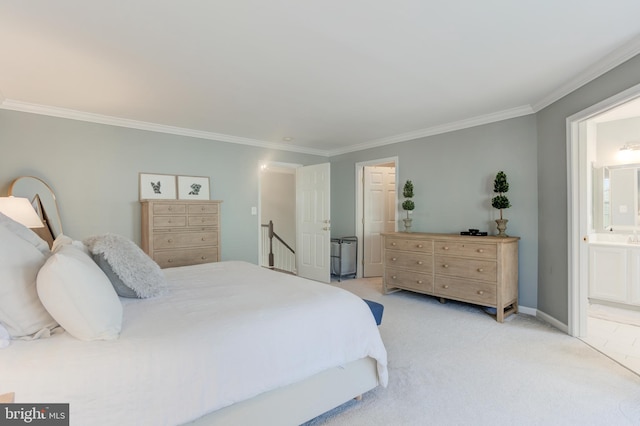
588, 234, 640, 307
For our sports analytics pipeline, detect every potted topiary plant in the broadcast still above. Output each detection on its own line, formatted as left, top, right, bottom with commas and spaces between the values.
491, 171, 511, 237
402, 179, 415, 232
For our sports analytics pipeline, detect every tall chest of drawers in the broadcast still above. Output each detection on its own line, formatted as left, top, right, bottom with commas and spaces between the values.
141, 200, 222, 268
383, 232, 519, 322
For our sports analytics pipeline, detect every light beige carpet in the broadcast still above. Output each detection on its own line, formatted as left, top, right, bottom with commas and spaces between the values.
305, 277, 640, 426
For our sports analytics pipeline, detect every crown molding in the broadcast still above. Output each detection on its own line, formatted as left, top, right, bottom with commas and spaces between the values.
0, 99, 330, 157
3, 30, 639, 159
327, 105, 535, 156
532, 34, 640, 112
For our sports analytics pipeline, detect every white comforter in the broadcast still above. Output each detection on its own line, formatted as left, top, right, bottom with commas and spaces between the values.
0, 261, 388, 425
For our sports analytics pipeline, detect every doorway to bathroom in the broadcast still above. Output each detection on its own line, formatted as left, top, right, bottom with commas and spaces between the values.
568, 84, 640, 375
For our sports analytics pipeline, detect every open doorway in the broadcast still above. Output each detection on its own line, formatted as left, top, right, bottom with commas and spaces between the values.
259, 163, 298, 274
355, 157, 398, 278
259, 161, 332, 283
568, 84, 640, 375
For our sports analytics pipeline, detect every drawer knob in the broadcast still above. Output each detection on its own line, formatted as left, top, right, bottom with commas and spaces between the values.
201, 207, 205, 211
417, 244, 423, 248
443, 246, 449, 250
391, 242, 397, 246
167, 239, 173, 243
168, 207, 172, 211
443, 285, 449, 289
391, 275, 397, 279
477, 268, 484, 272
201, 237, 206, 241
168, 259, 173, 263
443, 264, 449, 268
478, 249, 484, 253
391, 257, 397, 261
417, 261, 423, 265
478, 290, 484, 295
201, 256, 207, 260
417, 280, 423, 284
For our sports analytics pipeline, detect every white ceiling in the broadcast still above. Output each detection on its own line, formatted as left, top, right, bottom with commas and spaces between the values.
1, 1, 640, 156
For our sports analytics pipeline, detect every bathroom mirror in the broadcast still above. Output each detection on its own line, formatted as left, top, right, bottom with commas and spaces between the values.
594, 164, 640, 231
8, 176, 63, 245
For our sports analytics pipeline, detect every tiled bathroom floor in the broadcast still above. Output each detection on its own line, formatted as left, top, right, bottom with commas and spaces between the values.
582, 307, 640, 376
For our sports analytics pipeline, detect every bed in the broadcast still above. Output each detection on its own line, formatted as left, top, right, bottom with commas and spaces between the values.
0, 217, 388, 426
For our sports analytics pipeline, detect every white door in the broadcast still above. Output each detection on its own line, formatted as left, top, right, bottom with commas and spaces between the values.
296, 163, 331, 282
363, 166, 396, 277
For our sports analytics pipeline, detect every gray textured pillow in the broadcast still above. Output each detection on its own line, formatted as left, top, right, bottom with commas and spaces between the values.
83, 234, 167, 298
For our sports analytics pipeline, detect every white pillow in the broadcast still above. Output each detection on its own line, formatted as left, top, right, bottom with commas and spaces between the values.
0, 225, 58, 338
52, 233, 90, 255
84, 234, 168, 298
37, 243, 123, 341
0, 211, 50, 257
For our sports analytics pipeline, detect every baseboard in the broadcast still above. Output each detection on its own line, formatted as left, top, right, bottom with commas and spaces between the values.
536, 309, 569, 333
517, 305, 536, 316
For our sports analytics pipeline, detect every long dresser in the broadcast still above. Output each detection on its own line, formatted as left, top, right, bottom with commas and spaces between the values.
383, 232, 519, 322
141, 200, 222, 268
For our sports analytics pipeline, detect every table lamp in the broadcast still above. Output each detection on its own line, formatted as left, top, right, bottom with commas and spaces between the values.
0, 196, 45, 228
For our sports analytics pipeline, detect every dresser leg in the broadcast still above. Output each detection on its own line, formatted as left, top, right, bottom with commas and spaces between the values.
439, 297, 446, 304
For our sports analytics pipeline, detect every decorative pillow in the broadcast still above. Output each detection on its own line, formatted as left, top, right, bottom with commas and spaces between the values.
84, 234, 167, 298
36, 243, 122, 341
51, 233, 91, 255
0, 225, 58, 338
0, 211, 50, 257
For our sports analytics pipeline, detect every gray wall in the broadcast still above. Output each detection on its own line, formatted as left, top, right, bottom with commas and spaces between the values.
536, 53, 640, 324
330, 115, 540, 309
0, 109, 326, 263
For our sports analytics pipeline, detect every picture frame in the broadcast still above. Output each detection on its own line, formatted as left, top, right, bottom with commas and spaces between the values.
178, 175, 210, 200
139, 173, 177, 200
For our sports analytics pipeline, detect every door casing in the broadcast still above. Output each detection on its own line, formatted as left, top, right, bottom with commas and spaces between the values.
567, 82, 640, 337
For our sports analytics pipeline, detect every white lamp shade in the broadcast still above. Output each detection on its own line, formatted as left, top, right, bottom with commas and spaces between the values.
0, 196, 44, 228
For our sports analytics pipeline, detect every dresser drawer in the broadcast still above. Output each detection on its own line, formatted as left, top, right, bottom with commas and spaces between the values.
435, 255, 497, 282
385, 267, 433, 293
434, 240, 497, 259
434, 276, 497, 306
385, 238, 432, 253
153, 216, 187, 228
154, 247, 219, 268
153, 231, 218, 249
188, 203, 219, 215
385, 250, 432, 273
188, 215, 218, 227
153, 203, 186, 214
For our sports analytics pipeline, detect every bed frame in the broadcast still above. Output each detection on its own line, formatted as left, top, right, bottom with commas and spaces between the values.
186, 357, 379, 425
